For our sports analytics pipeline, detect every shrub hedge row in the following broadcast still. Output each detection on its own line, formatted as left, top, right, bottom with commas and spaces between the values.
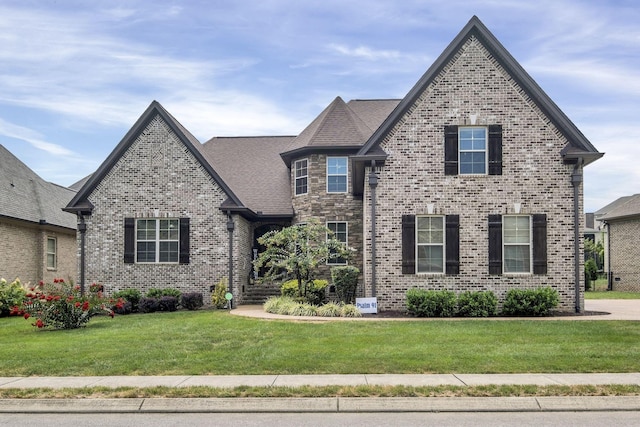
406, 287, 559, 317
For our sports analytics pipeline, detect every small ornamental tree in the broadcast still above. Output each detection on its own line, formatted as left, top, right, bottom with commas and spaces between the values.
254, 220, 351, 298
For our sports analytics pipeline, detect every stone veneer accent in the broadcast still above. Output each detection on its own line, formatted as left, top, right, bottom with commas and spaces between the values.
291, 153, 364, 291
608, 218, 640, 291
0, 219, 76, 285
362, 36, 584, 312
82, 115, 233, 302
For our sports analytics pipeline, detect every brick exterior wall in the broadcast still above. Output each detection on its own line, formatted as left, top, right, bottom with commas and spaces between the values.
82, 115, 233, 303
362, 36, 583, 312
0, 218, 76, 285
608, 218, 640, 291
291, 153, 364, 293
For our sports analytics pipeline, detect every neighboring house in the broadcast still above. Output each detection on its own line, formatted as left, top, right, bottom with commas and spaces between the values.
595, 194, 640, 291
65, 16, 602, 312
0, 144, 77, 285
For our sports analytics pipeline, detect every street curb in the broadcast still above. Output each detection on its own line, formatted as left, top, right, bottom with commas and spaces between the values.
1, 396, 639, 413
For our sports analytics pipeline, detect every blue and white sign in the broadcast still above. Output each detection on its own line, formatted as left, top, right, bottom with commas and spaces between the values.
356, 297, 378, 314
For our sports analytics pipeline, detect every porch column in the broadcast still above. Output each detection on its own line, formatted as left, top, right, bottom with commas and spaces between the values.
368, 160, 378, 297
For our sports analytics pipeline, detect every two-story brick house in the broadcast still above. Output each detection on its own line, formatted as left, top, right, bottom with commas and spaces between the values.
65, 16, 602, 312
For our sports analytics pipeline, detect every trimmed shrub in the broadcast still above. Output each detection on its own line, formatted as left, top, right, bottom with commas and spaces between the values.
147, 288, 181, 300
280, 279, 328, 305
113, 300, 133, 315
181, 292, 204, 310
305, 279, 328, 306
406, 288, 457, 317
502, 287, 559, 316
280, 279, 299, 298
139, 297, 160, 313
211, 278, 228, 309
457, 291, 498, 317
158, 296, 179, 312
0, 278, 26, 317
112, 289, 142, 312
331, 266, 359, 304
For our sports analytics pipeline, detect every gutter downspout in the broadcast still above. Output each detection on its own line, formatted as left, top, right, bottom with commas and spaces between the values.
226, 212, 235, 308
605, 220, 612, 290
368, 160, 378, 297
571, 159, 584, 313
78, 214, 87, 296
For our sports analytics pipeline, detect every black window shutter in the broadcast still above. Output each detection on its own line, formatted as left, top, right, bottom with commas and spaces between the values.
488, 214, 502, 275
532, 214, 547, 275
445, 215, 460, 275
444, 125, 459, 175
401, 215, 416, 274
179, 217, 190, 264
488, 125, 503, 175
124, 217, 135, 264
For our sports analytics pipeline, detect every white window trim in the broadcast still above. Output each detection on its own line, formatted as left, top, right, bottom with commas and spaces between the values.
135, 218, 180, 264
458, 126, 488, 175
502, 215, 533, 274
294, 158, 308, 196
416, 215, 445, 274
326, 221, 348, 265
46, 236, 57, 270
326, 156, 348, 193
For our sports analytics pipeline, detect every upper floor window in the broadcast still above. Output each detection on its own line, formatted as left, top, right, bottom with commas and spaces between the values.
294, 159, 308, 195
503, 215, 531, 273
46, 237, 57, 269
459, 127, 487, 174
327, 221, 348, 265
444, 125, 502, 176
327, 157, 347, 193
136, 219, 179, 263
416, 216, 444, 273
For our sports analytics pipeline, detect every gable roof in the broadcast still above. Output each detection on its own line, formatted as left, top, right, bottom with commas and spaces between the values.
597, 194, 640, 221
65, 101, 245, 215
357, 15, 603, 166
0, 144, 76, 230
201, 136, 296, 218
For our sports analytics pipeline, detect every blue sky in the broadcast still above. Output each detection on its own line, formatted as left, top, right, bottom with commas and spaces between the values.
0, 0, 638, 212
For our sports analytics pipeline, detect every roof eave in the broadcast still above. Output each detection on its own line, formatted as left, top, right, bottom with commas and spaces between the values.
280, 145, 363, 165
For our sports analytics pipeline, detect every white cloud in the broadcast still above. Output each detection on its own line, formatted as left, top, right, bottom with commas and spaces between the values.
0, 118, 76, 157
328, 44, 403, 61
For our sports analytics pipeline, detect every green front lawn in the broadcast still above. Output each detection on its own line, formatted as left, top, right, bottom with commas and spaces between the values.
586, 291, 640, 299
2, 311, 639, 376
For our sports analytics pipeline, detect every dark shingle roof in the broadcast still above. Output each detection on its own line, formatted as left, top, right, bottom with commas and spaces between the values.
201, 136, 295, 217
597, 194, 640, 221
0, 144, 76, 229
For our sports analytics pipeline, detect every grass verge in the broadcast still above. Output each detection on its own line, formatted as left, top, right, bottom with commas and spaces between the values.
0, 384, 638, 399
585, 291, 640, 299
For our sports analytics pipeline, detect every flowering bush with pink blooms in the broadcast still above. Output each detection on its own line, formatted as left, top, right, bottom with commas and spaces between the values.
11, 279, 122, 330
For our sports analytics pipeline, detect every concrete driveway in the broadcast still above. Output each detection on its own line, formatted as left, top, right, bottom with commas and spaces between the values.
584, 299, 640, 320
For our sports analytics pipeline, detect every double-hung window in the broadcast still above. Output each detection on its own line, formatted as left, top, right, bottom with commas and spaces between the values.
136, 219, 179, 263
503, 215, 531, 273
459, 127, 487, 174
416, 216, 444, 273
294, 159, 308, 195
46, 237, 57, 269
327, 221, 348, 265
327, 157, 347, 193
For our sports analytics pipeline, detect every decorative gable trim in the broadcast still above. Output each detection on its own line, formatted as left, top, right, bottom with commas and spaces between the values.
357, 16, 602, 165
64, 101, 245, 215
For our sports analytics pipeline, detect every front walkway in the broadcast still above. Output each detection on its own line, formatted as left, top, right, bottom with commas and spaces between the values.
230, 299, 640, 321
